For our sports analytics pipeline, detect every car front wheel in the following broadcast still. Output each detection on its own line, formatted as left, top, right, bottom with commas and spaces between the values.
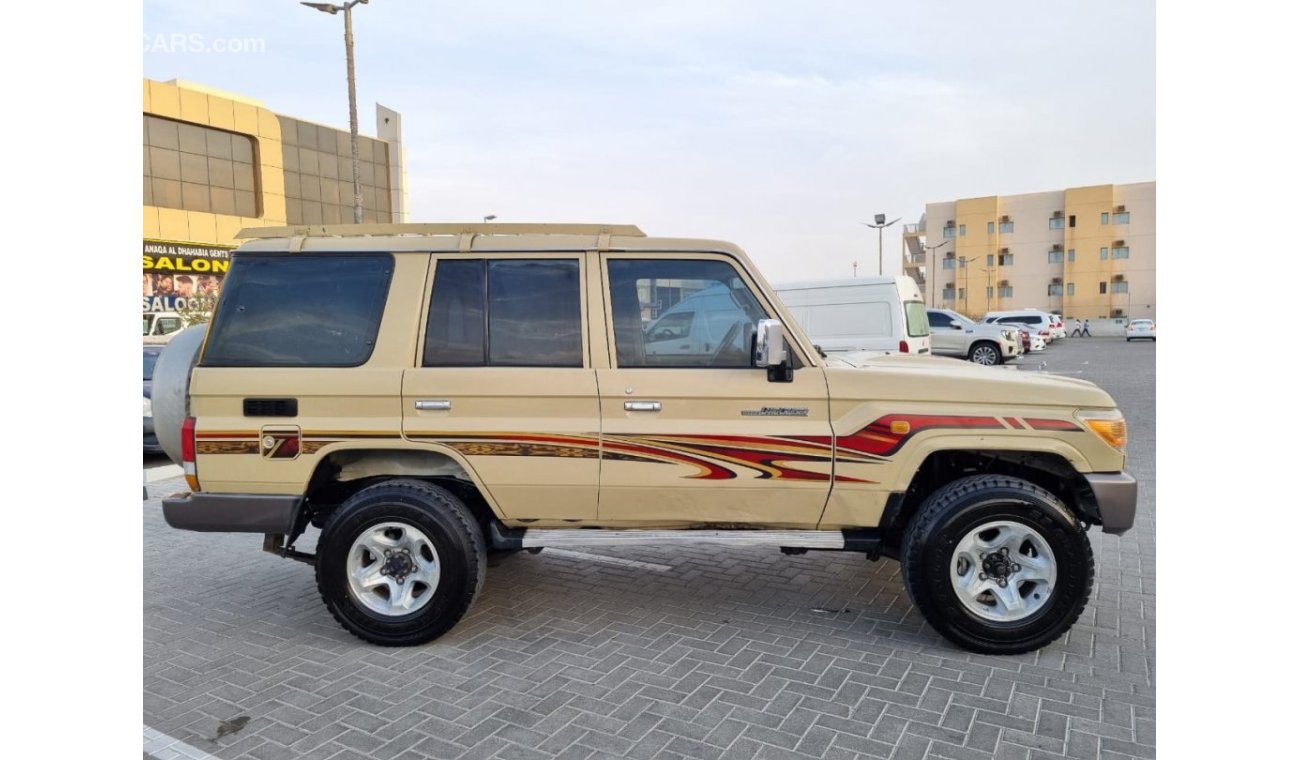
900, 475, 1094, 654
969, 342, 1001, 366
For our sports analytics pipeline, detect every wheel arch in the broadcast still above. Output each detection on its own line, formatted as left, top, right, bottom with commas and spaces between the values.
880, 442, 1101, 547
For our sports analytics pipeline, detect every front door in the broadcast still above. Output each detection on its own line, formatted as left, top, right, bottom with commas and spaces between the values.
596, 255, 832, 528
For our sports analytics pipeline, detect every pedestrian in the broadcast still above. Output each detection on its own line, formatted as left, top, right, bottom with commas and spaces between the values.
1082, 319, 1092, 337
1071, 318, 1083, 337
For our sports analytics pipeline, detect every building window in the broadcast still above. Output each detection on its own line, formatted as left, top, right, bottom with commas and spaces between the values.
1067, 282, 1075, 296
958, 287, 967, 300
1099, 282, 1107, 294
1048, 250, 1064, 263
959, 224, 967, 236
1113, 281, 1129, 294
1049, 217, 1065, 229
943, 226, 956, 239
986, 254, 995, 267
942, 258, 957, 270
999, 221, 1015, 233
998, 285, 1013, 298
1100, 247, 1109, 260
1067, 248, 1076, 262
1048, 283, 1064, 296
942, 287, 956, 300
1068, 215, 1076, 228
1112, 246, 1130, 259
987, 221, 995, 234
986, 286, 994, 300
1101, 212, 1110, 225
1113, 212, 1130, 224
998, 253, 1014, 266
144, 114, 259, 217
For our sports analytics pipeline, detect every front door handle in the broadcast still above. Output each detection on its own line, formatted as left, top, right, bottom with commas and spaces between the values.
415, 400, 451, 411
624, 401, 662, 412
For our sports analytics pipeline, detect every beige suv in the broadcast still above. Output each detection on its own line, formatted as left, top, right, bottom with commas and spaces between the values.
157, 223, 1136, 654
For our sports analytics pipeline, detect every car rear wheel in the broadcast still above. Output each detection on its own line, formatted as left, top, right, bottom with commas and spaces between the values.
316, 479, 486, 646
900, 475, 1094, 654
969, 342, 1001, 366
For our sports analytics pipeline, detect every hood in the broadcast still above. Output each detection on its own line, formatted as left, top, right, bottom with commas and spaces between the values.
822, 352, 1115, 408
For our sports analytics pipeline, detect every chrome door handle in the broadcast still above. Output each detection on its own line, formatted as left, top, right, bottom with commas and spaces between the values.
415, 400, 451, 411
624, 401, 662, 412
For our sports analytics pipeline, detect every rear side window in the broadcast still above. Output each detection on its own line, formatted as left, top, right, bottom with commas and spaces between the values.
904, 301, 929, 337
202, 254, 393, 367
424, 259, 583, 367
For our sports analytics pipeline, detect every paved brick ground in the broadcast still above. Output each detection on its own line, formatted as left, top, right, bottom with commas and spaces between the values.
144, 337, 1155, 760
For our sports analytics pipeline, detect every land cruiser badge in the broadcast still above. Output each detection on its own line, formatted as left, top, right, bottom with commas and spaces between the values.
741, 406, 809, 417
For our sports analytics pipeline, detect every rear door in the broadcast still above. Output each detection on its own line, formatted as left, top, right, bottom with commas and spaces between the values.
402, 255, 600, 521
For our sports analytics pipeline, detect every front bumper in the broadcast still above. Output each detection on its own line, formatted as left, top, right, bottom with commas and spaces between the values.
162, 492, 303, 533
1083, 472, 1138, 535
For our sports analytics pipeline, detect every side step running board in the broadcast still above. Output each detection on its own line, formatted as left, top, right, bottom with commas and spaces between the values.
489, 524, 883, 558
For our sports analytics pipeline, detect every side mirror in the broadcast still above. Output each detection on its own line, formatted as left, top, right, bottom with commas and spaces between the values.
950, 320, 963, 330
754, 319, 788, 367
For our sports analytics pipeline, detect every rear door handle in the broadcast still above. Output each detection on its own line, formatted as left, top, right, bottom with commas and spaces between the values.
415, 400, 451, 411
624, 401, 662, 412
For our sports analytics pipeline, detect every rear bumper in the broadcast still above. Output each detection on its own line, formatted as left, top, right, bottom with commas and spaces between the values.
1084, 472, 1138, 535
162, 492, 303, 533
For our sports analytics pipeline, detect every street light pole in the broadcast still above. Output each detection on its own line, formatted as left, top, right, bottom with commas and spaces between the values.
860, 214, 901, 277
302, 0, 371, 224
924, 239, 951, 306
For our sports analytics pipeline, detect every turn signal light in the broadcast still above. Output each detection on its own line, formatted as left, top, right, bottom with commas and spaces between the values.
1076, 409, 1127, 451
181, 415, 200, 491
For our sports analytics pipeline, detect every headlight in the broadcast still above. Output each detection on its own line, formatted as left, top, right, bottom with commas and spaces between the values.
1076, 408, 1126, 451
143, 397, 153, 418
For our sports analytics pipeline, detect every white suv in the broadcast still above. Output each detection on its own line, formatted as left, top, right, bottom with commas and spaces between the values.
926, 308, 1021, 365
982, 311, 1056, 344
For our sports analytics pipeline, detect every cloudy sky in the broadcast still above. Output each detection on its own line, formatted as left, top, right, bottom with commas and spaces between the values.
143, 0, 1154, 282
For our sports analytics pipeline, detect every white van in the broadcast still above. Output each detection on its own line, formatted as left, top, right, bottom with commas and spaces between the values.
771, 276, 930, 355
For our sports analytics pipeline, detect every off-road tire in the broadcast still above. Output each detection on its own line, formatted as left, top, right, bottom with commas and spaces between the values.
900, 475, 1094, 654
968, 341, 1002, 366
316, 479, 486, 646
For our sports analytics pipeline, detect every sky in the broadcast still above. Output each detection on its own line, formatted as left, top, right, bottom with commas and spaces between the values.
142, 0, 1155, 283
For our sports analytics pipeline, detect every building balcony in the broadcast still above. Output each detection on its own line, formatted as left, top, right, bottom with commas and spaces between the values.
902, 223, 922, 236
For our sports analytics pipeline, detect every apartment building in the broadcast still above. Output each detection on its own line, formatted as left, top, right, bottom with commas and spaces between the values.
915, 182, 1155, 321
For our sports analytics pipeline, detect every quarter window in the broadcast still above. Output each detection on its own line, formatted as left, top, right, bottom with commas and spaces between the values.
203, 254, 392, 367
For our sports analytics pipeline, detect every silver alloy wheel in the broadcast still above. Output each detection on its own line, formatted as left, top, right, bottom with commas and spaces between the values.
949, 520, 1056, 622
346, 521, 441, 617
970, 344, 999, 365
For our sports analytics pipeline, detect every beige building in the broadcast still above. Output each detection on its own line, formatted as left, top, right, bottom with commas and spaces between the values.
143, 78, 406, 314
906, 182, 1155, 322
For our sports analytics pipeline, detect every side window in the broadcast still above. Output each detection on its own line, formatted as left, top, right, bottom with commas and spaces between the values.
424, 259, 582, 367
927, 312, 948, 329
203, 254, 393, 367
608, 259, 769, 368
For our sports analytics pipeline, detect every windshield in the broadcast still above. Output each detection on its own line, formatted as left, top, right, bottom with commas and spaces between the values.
144, 352, 158, 380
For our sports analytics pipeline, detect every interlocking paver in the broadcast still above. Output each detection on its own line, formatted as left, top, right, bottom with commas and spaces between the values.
145, 338, 1155, 759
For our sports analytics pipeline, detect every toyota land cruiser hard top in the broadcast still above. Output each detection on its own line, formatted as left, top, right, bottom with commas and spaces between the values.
156, 223, 1136, 654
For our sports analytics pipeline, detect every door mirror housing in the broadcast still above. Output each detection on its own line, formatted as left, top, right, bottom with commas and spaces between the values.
950, 320, 963, 330
754, 319, 787, 368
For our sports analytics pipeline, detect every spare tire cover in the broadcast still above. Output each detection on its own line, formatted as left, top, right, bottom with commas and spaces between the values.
152, 325, 207, 465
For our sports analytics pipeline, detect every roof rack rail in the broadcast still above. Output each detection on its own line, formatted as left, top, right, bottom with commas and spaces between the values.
237, 223, 647, 239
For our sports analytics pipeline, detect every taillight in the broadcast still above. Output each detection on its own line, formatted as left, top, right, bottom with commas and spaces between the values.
899, 340, 909, 353
181, 415, 200, 491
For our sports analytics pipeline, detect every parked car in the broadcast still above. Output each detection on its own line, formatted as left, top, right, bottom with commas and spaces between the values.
772, 275, 930, 356
1126, 319, 1156, 341
982, 312, 1055, 344
925, 308, 1021, 365
143, 311, 184, 344
1048, 314, 1067, 340
143, 344, 163, 453
1003, 322, 1046, 353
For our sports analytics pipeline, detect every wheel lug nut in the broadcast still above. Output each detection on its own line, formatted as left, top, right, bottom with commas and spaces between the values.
979, 573, 987, 580
1012, 564, 1021, 572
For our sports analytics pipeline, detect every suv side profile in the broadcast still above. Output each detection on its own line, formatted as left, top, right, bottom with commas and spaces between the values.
157, 223, 1136, 655
925, 308, 1021, 365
